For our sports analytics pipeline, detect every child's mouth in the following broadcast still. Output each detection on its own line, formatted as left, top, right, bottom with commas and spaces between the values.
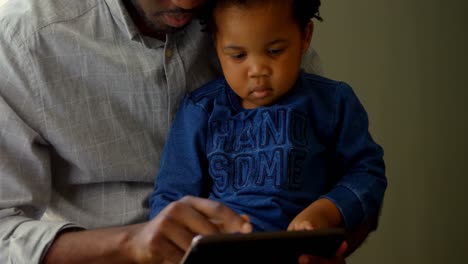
251, 86, 272, 98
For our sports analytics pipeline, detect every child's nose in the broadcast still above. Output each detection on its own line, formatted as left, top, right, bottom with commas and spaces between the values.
248, 59, 271, 78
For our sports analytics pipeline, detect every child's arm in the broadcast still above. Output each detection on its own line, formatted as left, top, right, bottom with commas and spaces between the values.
320, 82, 387, 230
148, 95, 210, 219
291, 82, 387, 233
289, 82, 387, 260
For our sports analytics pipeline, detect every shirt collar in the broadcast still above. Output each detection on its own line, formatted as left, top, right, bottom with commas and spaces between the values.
104, 0, 143, 41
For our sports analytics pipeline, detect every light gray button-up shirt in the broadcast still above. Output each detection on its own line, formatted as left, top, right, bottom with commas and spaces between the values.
0, 0, 322, 262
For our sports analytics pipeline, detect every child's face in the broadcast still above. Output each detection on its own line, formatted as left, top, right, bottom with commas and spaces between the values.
214, 1, 313, 109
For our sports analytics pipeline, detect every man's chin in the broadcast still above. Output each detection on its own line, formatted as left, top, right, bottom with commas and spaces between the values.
156, 24, 188, 35
146, 17, 191, 35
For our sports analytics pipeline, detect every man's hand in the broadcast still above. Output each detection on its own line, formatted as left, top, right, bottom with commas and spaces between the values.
125, 196, 253, 263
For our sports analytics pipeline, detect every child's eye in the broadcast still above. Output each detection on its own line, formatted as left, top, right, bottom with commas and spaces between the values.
268, 49, 283, 55
230, 53, 246, 60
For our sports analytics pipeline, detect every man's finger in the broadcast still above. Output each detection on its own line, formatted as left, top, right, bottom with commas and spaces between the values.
161, 198, 220, 236
153, 215, 195, 251
179, 196, 252, 233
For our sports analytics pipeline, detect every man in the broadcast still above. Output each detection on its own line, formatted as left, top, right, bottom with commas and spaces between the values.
0, 0, 374, 263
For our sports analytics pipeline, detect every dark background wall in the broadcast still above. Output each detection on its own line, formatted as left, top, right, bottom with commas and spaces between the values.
313, 0, 468, 263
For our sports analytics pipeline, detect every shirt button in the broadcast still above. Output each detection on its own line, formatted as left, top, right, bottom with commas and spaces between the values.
165, 49, 173, 58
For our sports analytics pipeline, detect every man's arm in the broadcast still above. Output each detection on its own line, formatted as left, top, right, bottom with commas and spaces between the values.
0, 28, 76, 263
43, 196, 252, 264
42, 226, 132, 264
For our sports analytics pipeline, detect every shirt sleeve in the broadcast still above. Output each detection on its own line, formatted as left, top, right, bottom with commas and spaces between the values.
322, 82, 387, 229
148, 95, 210, 219
0, 28, 82, 264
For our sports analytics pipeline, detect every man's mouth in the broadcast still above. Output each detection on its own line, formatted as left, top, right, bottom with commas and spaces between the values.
161, 12, 193, 28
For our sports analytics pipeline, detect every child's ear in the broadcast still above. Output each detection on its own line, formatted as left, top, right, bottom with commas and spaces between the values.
302, 20, 314, 54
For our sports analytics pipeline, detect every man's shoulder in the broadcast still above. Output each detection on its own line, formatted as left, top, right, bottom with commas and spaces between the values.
0, 0, 101, 43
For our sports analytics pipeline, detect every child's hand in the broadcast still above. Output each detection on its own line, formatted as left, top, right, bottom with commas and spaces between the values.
288, 198, 343, 231
288, 198, 347, 264
288, 218, 316, 231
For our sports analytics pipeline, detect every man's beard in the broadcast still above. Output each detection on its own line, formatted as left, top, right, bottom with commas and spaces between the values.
127, 0, 194, 35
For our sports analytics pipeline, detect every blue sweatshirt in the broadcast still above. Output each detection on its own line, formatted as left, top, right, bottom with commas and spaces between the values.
149, 72, 387, 231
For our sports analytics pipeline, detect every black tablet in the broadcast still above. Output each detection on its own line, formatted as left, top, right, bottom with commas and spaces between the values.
180, 228, 345, 264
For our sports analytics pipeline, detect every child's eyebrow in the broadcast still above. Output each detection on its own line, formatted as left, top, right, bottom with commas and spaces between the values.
223, 45, 243, 51
223, 39, 288, 51
267, 39, 288, 45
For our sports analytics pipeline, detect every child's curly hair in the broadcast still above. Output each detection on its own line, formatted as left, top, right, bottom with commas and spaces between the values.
198, 0, 322, 33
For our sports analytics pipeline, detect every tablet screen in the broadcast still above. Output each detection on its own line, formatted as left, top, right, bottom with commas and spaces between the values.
180, 228, 345, 264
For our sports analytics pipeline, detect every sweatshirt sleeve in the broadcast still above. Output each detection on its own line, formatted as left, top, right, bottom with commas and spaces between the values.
148, 95, 210, 219
322, 82, 387, 229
